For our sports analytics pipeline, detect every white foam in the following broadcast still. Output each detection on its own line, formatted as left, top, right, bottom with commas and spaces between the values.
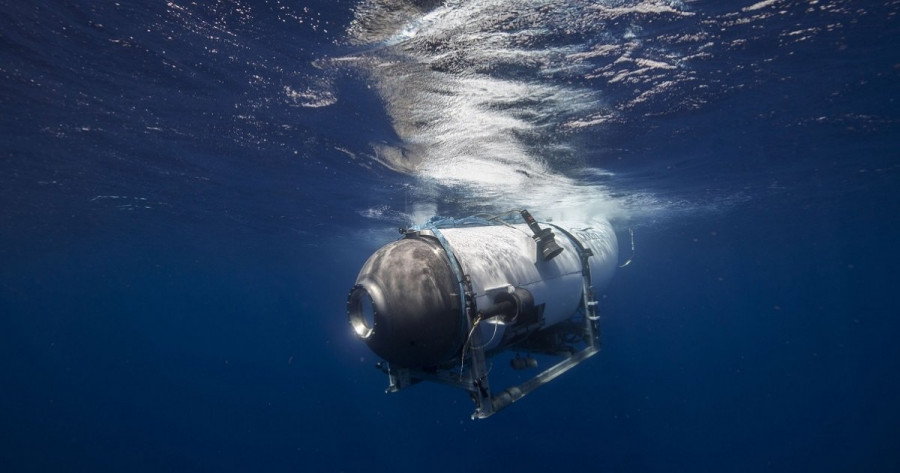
743, 0, 778, 12
283, 85, 336, 108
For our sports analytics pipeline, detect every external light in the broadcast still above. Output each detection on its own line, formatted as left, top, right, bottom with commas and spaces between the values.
520, 209, 563, 261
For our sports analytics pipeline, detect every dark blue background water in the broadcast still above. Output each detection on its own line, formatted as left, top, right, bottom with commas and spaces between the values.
2, 1, 898, 472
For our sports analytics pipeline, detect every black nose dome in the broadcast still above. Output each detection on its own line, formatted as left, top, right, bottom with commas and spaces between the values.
347, 237, 465, 368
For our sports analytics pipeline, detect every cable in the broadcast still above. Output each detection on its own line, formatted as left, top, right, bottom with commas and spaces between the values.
469, 318, 501, 350
458, 315, 482, 379
475, 209, 523, 222
458, 315, 501, 379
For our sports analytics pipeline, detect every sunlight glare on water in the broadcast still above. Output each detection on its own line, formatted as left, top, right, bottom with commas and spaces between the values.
337, 0, 713, 223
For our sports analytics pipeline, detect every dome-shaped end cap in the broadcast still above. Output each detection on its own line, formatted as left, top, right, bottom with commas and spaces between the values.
350, 237, 465, 368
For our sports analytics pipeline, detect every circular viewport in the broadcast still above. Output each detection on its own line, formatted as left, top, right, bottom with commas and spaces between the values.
348, 286, 376, 339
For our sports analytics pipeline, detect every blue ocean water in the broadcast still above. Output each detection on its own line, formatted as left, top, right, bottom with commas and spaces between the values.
1, 0, 898, 471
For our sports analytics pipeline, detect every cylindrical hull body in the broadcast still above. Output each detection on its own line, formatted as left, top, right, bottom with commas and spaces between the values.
439, 221, 617, 350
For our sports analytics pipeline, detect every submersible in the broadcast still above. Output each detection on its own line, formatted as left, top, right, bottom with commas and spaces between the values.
347, 210, 618, 418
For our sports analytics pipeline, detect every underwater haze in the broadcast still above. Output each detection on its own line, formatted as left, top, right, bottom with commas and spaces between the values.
2, 0, 899, 471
